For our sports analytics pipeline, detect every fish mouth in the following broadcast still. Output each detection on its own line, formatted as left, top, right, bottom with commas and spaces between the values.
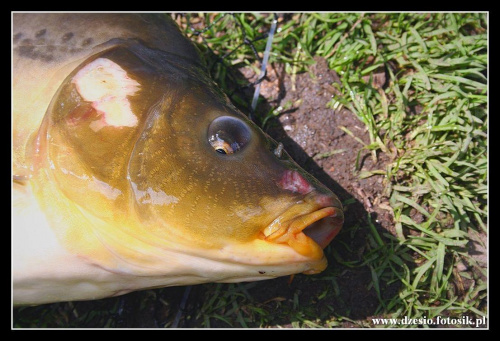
259, 198, 343, 273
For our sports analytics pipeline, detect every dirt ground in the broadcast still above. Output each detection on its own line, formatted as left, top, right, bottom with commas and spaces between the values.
257, 56, 394, 234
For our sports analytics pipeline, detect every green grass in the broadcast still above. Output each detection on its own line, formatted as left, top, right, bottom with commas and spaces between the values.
176, 12, 488, 328
13, 12, 487, 328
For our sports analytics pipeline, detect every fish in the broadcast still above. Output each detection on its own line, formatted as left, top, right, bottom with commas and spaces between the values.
12, 13, 344, 306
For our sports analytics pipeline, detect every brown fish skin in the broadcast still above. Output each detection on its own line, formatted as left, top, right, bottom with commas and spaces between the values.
13, 13, 343, 305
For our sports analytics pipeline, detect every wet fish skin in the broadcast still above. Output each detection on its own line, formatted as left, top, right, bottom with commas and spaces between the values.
12, 13, 344, 305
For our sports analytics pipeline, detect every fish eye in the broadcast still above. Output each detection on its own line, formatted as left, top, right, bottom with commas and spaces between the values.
208, 116, 251, 155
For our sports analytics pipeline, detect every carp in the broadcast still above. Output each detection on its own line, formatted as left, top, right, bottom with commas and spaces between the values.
12, 13, 343, 305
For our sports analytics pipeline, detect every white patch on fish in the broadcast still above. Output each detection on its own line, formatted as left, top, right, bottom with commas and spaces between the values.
131, 182, 179, 206
71, 58, 140, 131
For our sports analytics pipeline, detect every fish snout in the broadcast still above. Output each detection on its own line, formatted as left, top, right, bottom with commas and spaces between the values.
262, 169, 344, 270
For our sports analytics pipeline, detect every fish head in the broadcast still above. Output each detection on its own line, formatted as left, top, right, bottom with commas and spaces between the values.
129, 85, 345, 280
30, 39, 344, 286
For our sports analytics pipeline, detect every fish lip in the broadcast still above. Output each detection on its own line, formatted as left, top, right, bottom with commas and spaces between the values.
259, 196, 343, 263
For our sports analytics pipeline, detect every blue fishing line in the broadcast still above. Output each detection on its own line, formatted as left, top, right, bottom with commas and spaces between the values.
171, 285, 192, 328
250, 14, 278, 114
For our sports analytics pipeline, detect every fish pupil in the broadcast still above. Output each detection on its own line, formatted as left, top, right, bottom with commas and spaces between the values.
208, 116, 251, 155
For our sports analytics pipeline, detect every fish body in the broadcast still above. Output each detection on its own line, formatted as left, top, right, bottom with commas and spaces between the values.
12, 13, 343, 306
